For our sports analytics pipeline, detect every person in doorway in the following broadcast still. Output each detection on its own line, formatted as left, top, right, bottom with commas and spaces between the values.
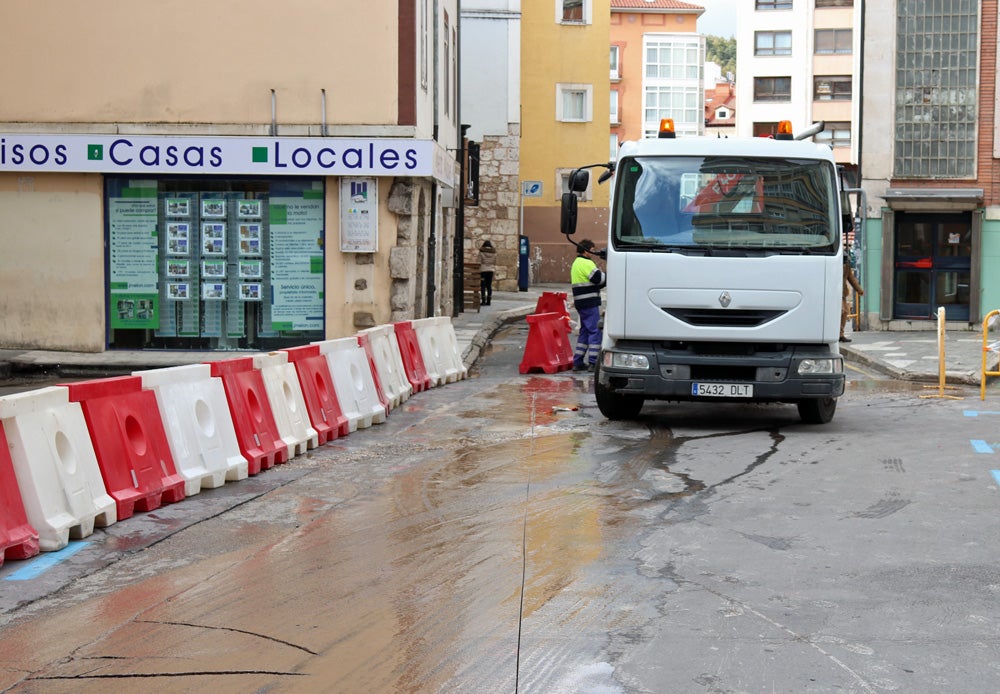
571, 239, 606, 371
478, 240, 497, 306
841, 252, 864, 342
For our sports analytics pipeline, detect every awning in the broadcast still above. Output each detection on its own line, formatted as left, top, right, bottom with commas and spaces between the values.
883, 187, 983, 211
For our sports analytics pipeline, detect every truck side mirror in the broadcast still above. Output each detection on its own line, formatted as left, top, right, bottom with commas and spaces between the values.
568, 169, 590, 193
560, 192, 578, 236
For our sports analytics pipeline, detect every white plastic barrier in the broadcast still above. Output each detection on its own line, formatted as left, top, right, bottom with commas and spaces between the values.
136, 364, 249, 495
411, 317, 446, 387
252, 351, 319, 457
412, 316, 466, 386
0, 386, 117, 551
359, 325, 413, 410
313, 337, 387, 431
434, 315, 468, 382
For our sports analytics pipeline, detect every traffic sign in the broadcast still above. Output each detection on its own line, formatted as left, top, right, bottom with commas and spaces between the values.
521, 180, 543, 197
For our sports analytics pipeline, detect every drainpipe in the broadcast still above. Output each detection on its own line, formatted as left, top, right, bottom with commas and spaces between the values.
321, 89, 328, 137
270, 89, 277, 136
856, 0, 866, 328
454, 2, 465, 315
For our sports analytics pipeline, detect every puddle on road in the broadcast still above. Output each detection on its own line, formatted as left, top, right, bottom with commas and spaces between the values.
9, 361, 941, 691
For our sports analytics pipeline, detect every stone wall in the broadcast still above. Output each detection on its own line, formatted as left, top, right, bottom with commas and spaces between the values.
465, 123, 520, 291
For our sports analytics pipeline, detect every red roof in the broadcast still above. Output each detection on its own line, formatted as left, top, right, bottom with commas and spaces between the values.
704, 81, 736, 127
610, 0, 705, 11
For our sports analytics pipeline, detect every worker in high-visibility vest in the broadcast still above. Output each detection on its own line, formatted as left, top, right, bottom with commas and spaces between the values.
570, 239, 606, 371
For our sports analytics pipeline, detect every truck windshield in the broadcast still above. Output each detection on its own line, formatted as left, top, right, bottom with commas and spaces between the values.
612, 155, 839, 253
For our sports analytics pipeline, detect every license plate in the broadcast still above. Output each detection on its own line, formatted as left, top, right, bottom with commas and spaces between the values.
691, 382, 753, 398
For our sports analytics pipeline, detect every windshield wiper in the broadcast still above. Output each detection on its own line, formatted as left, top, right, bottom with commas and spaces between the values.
616, 242, 676, 252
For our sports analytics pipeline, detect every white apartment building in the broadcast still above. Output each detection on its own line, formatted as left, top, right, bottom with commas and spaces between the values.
735, 0, 861, 165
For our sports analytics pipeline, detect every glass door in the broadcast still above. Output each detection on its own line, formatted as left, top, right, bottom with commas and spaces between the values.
893, 212, 971, 321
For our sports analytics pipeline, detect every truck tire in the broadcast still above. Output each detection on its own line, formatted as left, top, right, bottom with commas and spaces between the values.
797, 397, 837, 424
594, 362, 644, 420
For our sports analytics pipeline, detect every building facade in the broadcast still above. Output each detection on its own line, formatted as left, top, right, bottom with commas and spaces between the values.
859, 0, 998, 331
736, 0, 860, 165
610, 0, 705, 151
460, 0, 522, 291
0, 1, 460, 353
704, 71, 737, 137
520, 0, 612, 283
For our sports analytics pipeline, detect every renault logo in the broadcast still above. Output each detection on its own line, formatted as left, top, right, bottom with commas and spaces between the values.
718, 291, 732, 308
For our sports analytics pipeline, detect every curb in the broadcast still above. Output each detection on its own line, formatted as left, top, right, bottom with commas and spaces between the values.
462, 306, 535, 371
841, 345, 985, 386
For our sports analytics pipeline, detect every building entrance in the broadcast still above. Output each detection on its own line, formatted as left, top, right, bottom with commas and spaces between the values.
893, 212, 971, 321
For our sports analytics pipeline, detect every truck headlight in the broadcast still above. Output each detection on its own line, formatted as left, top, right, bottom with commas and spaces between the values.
604, 352, 650, 370
797, 357, 842, 375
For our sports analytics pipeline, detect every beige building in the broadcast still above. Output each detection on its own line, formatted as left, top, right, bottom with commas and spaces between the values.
0, 1, 461, 352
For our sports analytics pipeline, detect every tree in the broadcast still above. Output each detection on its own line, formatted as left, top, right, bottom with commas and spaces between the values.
705, 35, 736, 80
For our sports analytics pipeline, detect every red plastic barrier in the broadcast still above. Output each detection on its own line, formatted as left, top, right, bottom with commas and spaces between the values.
518, 312, 574, 374
534, 291, 570, 321
356, 333, 391, 414
209, 357, 288, 475
64, 376, 185, 521
0, 423, 40, 565
282, 345, 350, 444
393, 321, 432, 393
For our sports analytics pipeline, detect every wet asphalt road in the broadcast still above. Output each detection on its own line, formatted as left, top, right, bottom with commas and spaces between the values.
2, 324, 1000, 693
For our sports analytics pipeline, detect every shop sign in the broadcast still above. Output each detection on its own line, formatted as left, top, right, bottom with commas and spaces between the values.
0, 134, 448, 182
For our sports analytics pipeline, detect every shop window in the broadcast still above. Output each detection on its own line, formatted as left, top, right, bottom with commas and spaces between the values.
106, 176, 325, 351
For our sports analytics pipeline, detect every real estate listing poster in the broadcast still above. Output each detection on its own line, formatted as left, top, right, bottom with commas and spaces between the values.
269, 186, 324, 332
109, 190, 160, 329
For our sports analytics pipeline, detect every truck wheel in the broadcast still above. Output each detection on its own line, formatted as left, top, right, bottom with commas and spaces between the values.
594, 362, 644, 420
797, 397, 837, 424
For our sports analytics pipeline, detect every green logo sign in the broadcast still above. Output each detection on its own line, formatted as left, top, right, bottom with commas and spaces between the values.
87, 144, 103, 160
252, 146, 268, 163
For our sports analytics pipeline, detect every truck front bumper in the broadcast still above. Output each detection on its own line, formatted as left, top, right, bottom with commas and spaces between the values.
597, 340, 845, 402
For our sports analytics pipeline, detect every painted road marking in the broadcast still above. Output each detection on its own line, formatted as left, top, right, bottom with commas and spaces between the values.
964, 411, 1000, 417
993, 471, 1000, 488
971, 440, 994, 454
4, 542, 87, 581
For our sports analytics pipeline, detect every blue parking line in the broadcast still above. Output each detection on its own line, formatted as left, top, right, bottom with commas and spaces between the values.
971, 440, 994, 454
4, 542, 87, 581
993, 471, 1000, 488
964, 411, 1000, 417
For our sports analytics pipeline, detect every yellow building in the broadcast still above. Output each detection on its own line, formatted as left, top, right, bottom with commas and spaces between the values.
0, 1, 460, 352
521, 0, 612, 283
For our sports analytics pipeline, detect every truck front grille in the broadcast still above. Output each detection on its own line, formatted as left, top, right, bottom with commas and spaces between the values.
662, 308, 784, 328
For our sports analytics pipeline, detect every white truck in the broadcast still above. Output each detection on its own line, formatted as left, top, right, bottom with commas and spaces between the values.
561, 120, 846, 424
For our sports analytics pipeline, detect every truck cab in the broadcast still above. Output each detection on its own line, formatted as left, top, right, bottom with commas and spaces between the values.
562, 120, 846, 424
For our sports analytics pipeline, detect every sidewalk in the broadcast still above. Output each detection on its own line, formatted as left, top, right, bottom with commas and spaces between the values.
0, 286, 996, 389
838, 327, 997, 387
0, 285, 558, 382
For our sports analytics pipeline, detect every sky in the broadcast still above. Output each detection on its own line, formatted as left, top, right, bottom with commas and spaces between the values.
696, 0, 737, 38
